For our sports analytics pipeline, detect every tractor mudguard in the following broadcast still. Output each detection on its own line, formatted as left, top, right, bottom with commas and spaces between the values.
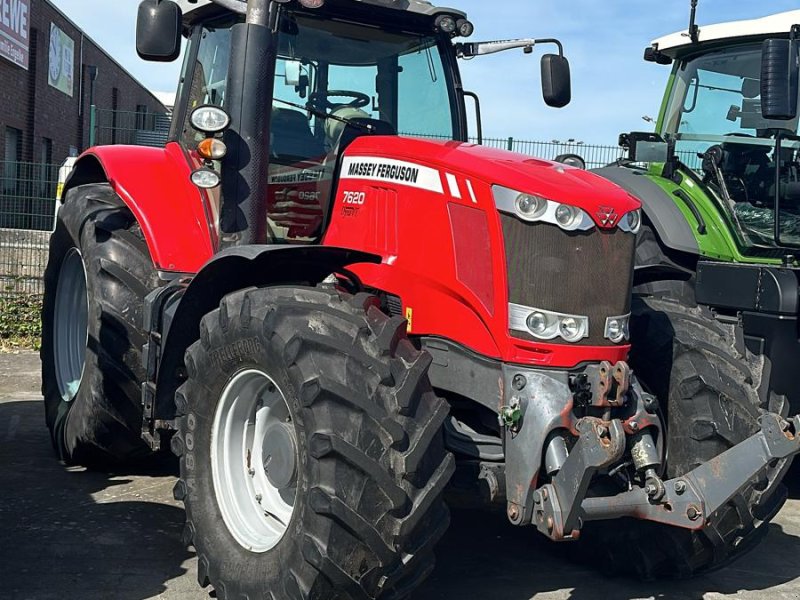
144, 244, 382, 431
62, 143, 215, 273
594, 165, 699, 256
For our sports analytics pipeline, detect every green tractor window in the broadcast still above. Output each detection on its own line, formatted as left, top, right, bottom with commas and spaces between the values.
663, 44, 800, 248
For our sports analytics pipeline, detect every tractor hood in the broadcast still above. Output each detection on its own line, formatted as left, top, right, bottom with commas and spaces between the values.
345, 136, 641, 226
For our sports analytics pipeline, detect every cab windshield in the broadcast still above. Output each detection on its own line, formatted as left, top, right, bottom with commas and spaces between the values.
274, 13, 459, 144
661, 44, 800, 250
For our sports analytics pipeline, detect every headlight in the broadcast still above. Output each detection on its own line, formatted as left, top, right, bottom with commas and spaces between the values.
619, 209, 642, 234
510, 303, 589, 343
190, 105, 231, 134
527, 311, 549, 335
435, 15, 457, 34
604, 313, 631, 343
191, 168, 221, 189
493, 186, 594, 232
555, 204, 579, 229
516, 194, 547, 219
456, 19, 475, 38
559, 317, 583, 342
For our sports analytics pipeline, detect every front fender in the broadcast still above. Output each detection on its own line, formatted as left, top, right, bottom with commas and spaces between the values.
593, 165, 700, 256
64, 142, 214, 273
153, 245, 382, 417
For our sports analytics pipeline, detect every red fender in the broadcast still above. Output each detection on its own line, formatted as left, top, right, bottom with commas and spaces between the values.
65, 142, 215, 273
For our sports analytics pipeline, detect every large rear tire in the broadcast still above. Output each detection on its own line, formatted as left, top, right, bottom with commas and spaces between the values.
172, 286, 454, 599
41, 184, 158, 465
575, 297, 788, 578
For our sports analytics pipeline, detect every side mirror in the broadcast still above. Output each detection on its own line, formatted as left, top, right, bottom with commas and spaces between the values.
761, 36, 799, 121
644, 46, 673, 66
541, 54, 571, 108
554, 154, 586, 170
136, 0, 182, 63
620, 132, 669, 163
285, 61, 302, 86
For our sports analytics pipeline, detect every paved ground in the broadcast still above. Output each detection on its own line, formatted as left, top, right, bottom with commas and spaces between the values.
4, 350, 800, 600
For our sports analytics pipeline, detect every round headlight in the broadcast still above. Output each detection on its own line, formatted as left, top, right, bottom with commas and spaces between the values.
515, 194, 547, 220
555, 204, 578, 228
190, 106, 231, 134
456, 19, 474, 37
626, 209, 642, 234
606, 319, 623, 343
559, 317, 582, 342
435, 15, 457, 34
527, 312, 548, 335
298, 0, 325, 7
191, 168, 221, 189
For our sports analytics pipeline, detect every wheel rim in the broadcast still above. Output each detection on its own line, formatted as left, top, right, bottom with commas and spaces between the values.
211, 369, 298, 553
53, 248, 89, 403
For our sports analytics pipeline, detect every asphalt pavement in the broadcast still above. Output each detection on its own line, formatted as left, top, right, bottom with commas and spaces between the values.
3, 350, 800, 600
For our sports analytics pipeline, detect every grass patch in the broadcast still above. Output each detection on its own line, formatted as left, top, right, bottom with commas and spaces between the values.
0, 294, 42, 351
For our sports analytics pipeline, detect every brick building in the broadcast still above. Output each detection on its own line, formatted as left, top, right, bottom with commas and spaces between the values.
0, 0, 167, 167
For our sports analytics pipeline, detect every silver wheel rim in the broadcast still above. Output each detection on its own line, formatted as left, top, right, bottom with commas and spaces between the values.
53, 248, 89, 403
211, 369, 297, 553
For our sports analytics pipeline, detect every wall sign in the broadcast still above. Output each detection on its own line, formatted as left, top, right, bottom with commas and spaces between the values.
0, 0, 30, 70
48, 23, 75, 97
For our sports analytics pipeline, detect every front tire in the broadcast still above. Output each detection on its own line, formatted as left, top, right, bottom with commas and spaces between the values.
41, 184, 158, 464
576, 297, 788, 578
172, 286, 454, 599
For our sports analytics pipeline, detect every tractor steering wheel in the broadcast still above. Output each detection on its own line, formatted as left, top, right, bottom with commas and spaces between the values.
309, 90, 371, 110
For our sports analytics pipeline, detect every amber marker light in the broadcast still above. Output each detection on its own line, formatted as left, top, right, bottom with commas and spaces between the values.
197, 138, 228, 161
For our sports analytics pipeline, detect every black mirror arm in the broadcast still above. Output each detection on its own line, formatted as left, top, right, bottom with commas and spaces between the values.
462, 91, 483, 145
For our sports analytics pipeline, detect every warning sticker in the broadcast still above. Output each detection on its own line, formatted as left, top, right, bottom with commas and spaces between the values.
340, 156, 444, 194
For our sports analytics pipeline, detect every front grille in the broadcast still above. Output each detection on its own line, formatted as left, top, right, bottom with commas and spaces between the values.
501, 217, 635, 346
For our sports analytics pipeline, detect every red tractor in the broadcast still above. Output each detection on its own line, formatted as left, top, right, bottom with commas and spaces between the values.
41, 0, 800, 597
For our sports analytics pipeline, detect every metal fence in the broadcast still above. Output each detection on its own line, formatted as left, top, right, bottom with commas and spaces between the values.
0, 112, 628, 299
477, 137, 623, 169
0, 161, 59, 231
90, 107, 172, 148
0, 160, 59, 298
0, 227, 50, 299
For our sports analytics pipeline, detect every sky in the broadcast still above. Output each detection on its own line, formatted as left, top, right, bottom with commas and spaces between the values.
49, 0, 800, 145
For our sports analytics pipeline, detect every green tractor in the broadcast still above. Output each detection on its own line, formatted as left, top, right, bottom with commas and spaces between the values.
595, 7, 800, 438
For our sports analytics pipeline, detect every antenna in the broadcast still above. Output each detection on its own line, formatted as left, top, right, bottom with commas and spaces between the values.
688, 0, 700, 44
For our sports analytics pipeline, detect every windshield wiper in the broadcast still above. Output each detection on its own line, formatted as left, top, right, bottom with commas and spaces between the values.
272, 98, 376, 133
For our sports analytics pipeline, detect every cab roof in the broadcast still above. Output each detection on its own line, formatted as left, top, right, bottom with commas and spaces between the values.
652, 10, 800, 58
175, 0, 466, 23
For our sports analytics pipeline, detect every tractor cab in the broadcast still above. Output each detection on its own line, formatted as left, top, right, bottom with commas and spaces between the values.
177, 5, 466, 242
634, 10, 800, 251
139, 0, 571, 245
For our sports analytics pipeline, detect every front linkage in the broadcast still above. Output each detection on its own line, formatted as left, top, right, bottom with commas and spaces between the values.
503, 360, 800, 541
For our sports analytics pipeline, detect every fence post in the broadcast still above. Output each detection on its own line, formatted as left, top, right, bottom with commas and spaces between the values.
507, 137, 514, 151
89, 105, 97, 147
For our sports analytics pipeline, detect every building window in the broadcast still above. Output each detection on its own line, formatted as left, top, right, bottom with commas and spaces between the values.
135, 104, 150, 130
39, 138, 54, 196
40, 138, 53, 165
4, 127, 22, 193
111, 87, 119, 144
